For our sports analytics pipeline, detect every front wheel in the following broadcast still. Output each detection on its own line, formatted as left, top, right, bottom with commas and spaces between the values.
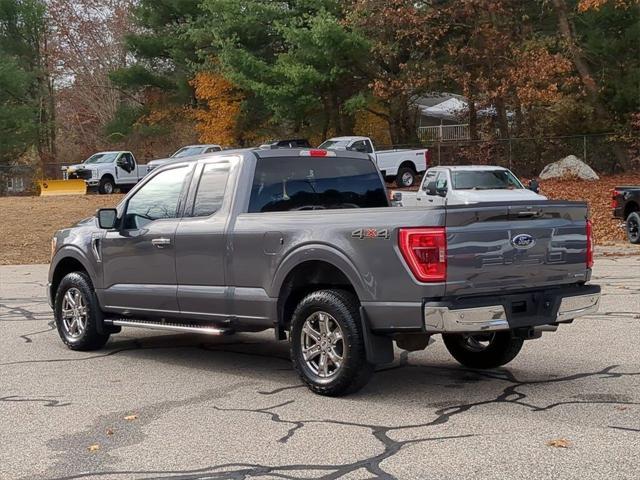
54, 272, 110, 350
396, 166, 417, 188
442, 331, 524, 369
290, 290, 373, 396
99, 177, 115, 194
626, 212, 640, 244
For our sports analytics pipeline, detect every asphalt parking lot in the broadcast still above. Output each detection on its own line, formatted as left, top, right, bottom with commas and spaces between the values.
1, 256, 639, 480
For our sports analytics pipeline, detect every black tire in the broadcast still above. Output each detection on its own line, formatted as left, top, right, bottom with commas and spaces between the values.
54, 272, 110, 351
99, 176, 115, 195
442, 331, 524, 369
396, 166, 417, 188
290, 289, 374, 396
626, 212, 640, 244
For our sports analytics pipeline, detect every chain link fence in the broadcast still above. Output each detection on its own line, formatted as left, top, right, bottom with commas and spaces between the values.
2, 133, 638, 196
418, 133, 639, 178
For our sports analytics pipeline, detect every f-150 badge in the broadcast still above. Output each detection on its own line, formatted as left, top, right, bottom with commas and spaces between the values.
352, 228, 390, 239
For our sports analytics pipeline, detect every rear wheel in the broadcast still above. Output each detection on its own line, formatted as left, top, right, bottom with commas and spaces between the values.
396, 166, 417, 188
626, 212, 640, 244
290, 290, 373, 396
54, 272, 110, 350
442, 331, 524, 369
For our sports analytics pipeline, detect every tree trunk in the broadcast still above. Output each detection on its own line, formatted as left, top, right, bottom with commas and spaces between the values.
494, 98, 510, 140
468, 97, 478, 141
551, 0, 627, 168
387, 96, 418, 146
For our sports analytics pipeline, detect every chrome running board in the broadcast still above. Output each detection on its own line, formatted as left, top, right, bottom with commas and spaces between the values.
105, 318, 233, 336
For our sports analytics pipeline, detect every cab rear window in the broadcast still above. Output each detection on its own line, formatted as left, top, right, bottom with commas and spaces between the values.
248, 156, 387, 213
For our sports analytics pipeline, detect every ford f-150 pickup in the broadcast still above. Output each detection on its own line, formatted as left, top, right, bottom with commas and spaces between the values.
48, 148, 600, 396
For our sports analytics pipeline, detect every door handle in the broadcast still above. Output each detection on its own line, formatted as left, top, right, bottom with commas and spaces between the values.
151, 237, 172, 248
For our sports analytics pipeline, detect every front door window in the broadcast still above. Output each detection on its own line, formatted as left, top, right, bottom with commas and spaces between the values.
124, 166, 190, 229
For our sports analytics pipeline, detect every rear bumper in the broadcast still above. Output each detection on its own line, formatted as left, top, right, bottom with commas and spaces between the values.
423, 284, 600, 333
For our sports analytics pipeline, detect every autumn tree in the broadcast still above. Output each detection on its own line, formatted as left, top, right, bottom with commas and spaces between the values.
191, 71, 243, 145
346, 1, 447, 144
48, 0, 134, 161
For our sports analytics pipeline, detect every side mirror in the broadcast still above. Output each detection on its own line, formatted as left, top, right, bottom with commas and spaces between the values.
116, 157, 126, 168
425, 181, 437, 196
528, 179, 540, 193
436, 186, 448, 197
97, 208, 117, 229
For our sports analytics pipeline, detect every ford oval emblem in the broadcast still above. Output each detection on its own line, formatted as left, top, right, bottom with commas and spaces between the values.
512, 233, 535, 249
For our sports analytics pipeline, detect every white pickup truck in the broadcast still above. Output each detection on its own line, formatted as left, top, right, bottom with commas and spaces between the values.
394, 165, 546, 206
64, 151, 146, 194
318, 136, 429, 187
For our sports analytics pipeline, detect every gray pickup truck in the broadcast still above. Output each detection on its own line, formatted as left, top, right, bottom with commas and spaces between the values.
48, 148, 601, 395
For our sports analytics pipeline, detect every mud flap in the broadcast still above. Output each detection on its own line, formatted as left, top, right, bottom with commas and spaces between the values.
359, 306, 394, 365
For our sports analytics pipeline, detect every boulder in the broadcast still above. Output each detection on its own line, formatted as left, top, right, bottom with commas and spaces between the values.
539, 155, 599, 181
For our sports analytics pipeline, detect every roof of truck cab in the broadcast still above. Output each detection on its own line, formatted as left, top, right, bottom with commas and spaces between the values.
324, 136, 370, 142
253, 148, 372, 160
431, 165, 509, 171
180, 144, 221, 148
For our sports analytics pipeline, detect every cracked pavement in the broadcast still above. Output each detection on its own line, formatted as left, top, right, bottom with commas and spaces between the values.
1, 257, 639, 480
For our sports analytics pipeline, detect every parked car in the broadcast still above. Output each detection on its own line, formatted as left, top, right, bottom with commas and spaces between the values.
612, 186, 640, 244
318, 136, 429, 187
259, 138, 312, 149
64, 151, 146, 194
48, 148, 600, 396
394, 166, 547, 206
146, 144, 222, 173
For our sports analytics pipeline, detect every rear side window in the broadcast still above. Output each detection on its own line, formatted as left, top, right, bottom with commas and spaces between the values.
248, 157, 387, 213
192, 163, 230, 217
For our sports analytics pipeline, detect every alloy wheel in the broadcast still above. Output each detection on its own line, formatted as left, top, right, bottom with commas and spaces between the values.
61, 287, 88, 338
300, 311, 344, 378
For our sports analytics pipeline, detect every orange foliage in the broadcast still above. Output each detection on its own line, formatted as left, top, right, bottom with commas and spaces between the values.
354, 109, 391, 146
578, 0, 638, 12
508, 47, 577, 106
531, 174, 640, 244
191, 72, 243, 146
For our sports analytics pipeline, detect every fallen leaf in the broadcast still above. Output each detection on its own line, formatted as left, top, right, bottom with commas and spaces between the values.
546, 438, 571, 448
124, 414, 138, 421
615, 406, 628, 411
87, 444, 100, 452
106, 428, 114, 435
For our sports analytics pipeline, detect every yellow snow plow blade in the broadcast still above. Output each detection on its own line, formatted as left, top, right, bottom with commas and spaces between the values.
39, 179, 87, 196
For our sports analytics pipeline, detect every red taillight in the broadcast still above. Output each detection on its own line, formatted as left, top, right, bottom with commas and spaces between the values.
424, 149, 431, 166
586, 219, 594, 269
399, 227, 447, 282
611, 189, 619, 209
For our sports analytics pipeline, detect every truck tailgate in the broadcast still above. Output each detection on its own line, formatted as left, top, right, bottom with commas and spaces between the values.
445, 201, 590, 297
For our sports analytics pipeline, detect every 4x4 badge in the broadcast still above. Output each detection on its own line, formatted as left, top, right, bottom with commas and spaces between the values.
352, 228, 390, 240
